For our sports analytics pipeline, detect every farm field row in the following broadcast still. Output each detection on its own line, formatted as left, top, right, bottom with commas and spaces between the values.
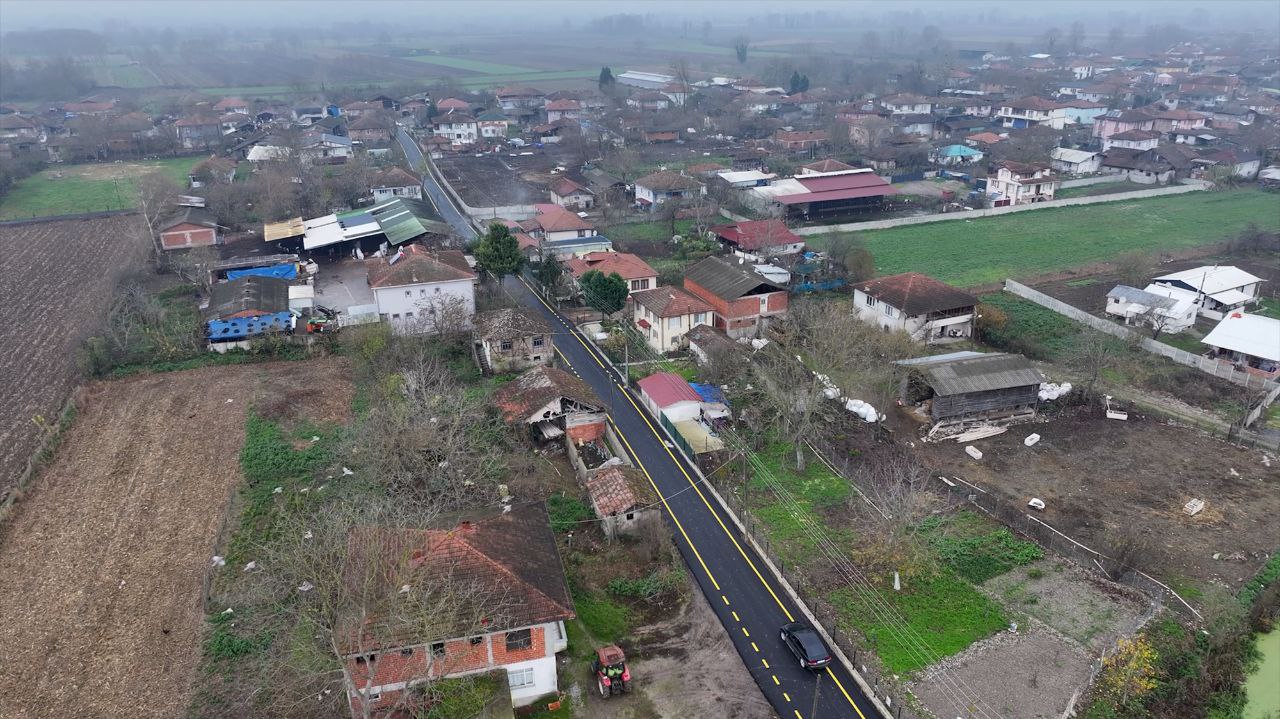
404, 54, 539, 74
811, 190, 1280, 287
0, 157, 198, 220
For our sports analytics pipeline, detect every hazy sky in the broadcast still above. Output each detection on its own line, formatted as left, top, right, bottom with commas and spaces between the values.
1, 0, 1277, 33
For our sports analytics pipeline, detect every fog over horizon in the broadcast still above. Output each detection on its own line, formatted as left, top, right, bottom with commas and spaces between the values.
2, 0, 1278, 37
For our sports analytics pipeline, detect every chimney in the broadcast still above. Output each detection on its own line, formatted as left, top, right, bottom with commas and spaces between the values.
459, 520, 473, 531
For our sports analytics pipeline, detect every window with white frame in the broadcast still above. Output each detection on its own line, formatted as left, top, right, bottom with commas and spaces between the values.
865, 295, 877, 307
507, 667, 535, 689
694, 312, 707, 325
667, 317, 680, 330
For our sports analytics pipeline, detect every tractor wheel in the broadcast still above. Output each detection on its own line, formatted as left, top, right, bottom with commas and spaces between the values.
622, 679, 632, 694
598, 676, 608, 699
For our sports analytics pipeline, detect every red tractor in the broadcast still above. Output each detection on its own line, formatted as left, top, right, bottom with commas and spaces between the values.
591, 645, 632, 698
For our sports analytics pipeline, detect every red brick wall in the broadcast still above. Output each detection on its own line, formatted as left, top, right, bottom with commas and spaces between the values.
566, 420, 605, 443
344, 625, 547, 717
684, 279, 788, 321
160, 223, 217, 249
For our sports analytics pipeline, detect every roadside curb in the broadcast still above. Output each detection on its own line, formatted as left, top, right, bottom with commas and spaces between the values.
572, 323, 896, 719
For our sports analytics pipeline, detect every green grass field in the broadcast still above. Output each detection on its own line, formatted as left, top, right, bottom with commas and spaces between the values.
1054, 181, 1140, 199
0, 157, 197, 220
456, 69, 599, 89
810, 190, 1280, 288
405, 55, 538, 74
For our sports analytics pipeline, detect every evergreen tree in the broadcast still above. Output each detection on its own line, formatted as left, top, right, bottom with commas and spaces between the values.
579, 270, 628, 315
473, 222, 524, 282
535, 253, 564, 291
789, 71, 803, 94
598, 66, 615, 91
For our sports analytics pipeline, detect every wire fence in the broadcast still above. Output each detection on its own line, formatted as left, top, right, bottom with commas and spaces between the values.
933, 475, 1202, 624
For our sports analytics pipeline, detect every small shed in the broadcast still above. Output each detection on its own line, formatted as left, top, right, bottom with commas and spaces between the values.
636, 372, 702, 422
897, 352, 1046, 424
584, 466, 658, 540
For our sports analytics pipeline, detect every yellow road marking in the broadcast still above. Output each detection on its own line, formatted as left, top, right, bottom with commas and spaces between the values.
608, 418, 721, 592
824, 667, 868, 719
783, 692, 791, 702
528, 279, 869, 715
794, 711, 804, 719
731, 610, 740, 622
742, 627, 750, 638
772, 675, 780, 686
762, 659, 770, 669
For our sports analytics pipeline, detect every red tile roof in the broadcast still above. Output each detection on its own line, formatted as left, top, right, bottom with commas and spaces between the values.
566, 252, 657, 282
857, 272, 977, 315
967, 132, 1005, 144
1003, 96, 1064, 112
544, 99, 581, 111
436, 98, 471, 111
801, 159, 855, 173
338, 502, 573, 653
366, 245, 475, 288
584, 466, 653, 517
630, 286, 711, 318
213, 97, 248, 111
709, 219, 803, 252
551, 177, 591, 197
523, 206, 594, 233
493, 365, 603, 423
636, 372, 701, 408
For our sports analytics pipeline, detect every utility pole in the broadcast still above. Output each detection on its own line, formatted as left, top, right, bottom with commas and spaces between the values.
810, 673, 823, 719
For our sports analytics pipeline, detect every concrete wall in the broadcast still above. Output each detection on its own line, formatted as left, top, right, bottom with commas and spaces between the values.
795, 180, 1210, 236
1003, 279, 1278, 392
423, 153, 538, 224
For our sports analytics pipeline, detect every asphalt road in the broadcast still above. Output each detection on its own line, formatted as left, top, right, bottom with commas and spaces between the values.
395, 126, 477, 241
504, 276, 882, 719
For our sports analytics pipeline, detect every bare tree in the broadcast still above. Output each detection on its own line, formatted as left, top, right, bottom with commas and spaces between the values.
1130, 305, 1176, 340
356, 343, 509, 508
260, 497, 515, 719
848, 447, 929, 542
410, 292, 473, 336
825, 234, 875, 281
1113, 250, 1153, 288
1068, 332, 1119, 401
133, 171, 181, 260
166, 245, 220, 294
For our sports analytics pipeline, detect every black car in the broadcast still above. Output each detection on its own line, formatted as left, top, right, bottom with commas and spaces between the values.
780, 622, 832, 669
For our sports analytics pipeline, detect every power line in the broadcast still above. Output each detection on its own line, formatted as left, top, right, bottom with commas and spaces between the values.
551, 274, 1006, 719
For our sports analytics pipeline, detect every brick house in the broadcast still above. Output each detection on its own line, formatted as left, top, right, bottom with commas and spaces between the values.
472, 307, 554, 374
683, 255, 788, 339
566, 251, 658, 295
158, 206, 221, 250
773, 129, 829, 151
348, 113, 392, 143
341, 503, 574, 717
175, 115, 223, 150
494, 365, 607, 443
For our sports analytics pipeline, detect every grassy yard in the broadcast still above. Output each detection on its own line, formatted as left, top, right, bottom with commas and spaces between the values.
607, 219, 696, 243
810, 190, 1280, 288
457, 70, 599, 89
0, 157, 199, 219
1254, 297, 1280, 319
1054, 181, 1142, 199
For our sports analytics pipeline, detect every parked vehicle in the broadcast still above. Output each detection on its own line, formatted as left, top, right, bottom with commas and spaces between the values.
591, 645, 632, 698
780, 622, 832, 670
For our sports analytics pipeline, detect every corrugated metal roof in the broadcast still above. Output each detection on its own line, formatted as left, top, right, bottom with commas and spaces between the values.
370, 197, 452, 245
1106, 284, 1178, 310
917, 352, 1046, 396
684, 255, 784, 301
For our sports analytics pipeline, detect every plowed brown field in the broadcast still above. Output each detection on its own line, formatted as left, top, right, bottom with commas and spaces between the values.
0, 358, 352, 719
0, 214, 148, 495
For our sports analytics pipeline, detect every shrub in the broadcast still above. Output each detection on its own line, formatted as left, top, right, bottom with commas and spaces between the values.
547, 494, 591, 533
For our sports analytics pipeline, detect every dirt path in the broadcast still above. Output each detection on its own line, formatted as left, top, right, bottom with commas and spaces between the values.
0, 359, 351, 719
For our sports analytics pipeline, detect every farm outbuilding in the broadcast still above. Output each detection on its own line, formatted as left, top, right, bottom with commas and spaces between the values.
897, 351, 1046, 425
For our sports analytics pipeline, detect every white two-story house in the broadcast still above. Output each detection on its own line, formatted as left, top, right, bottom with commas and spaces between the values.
366, 246, 477, 334
996, 97, 1068, 130
431, 110, 479, 147
630, 286, 713, 352
987, 161, 1058, 206
853, 272, 978, 343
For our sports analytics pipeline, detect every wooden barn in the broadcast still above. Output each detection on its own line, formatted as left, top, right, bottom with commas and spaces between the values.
897, 351, 1046, 425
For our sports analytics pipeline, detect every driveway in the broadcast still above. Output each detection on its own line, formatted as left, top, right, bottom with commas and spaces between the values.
314, 257, 375, 315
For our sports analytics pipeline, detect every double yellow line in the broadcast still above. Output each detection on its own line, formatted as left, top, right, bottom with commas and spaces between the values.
524, 279, 865, 717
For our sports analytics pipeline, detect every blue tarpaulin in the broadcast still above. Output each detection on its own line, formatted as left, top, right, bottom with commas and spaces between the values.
207, 312, 293, 341
226, 263, 297, 281
690, 382, 728, 405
